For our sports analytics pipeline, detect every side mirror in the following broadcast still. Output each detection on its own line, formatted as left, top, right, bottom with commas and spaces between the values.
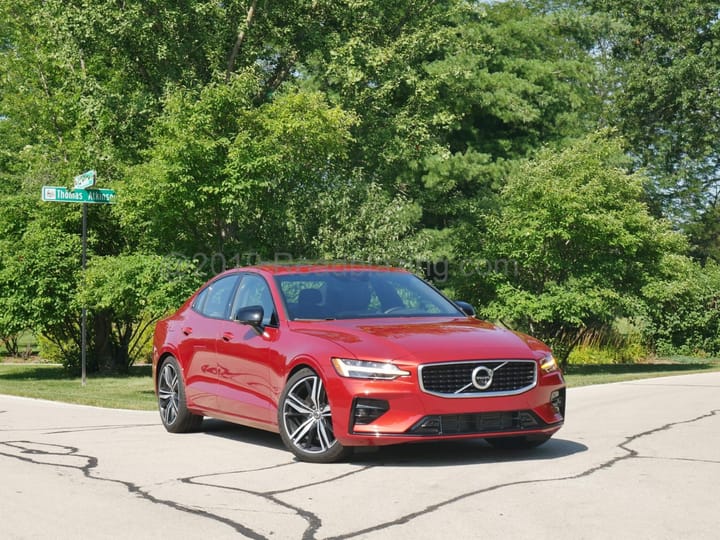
454, 301, 476, 317
234, 305, 264, 333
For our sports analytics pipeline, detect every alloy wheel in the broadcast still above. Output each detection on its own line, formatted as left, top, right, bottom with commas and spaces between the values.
158, 361, 180, 426
282, 373, 337, 454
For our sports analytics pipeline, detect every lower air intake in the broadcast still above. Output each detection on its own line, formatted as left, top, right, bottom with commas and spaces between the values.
407, 410, 541, 435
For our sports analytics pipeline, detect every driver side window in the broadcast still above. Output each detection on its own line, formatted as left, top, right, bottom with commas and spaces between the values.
230, 274, 277, 326
194, 275, 240, 319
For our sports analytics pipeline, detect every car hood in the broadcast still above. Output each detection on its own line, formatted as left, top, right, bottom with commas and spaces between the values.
290, 317, 549, 364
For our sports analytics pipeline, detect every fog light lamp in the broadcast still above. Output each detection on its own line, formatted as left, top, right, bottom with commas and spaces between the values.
550, 389, 565, 416
353, 398, 389, 425
518, 411, 539, 428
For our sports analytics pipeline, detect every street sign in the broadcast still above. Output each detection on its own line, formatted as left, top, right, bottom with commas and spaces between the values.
41, 171, 115, 387
42, 185, 116, 204
73, 169, 96, 190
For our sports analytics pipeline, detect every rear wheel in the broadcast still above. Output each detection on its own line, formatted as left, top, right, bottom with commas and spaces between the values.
157, 356, 203, 433
278, 368, 352, 463
485, 434, 552, 450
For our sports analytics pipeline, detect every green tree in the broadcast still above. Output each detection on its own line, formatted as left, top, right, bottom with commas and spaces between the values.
312, 181, 428, 264
120, 83, 357, 261
1, 221, 83, 365
641, 254, 720, 357
580, 0, 720, 257
79, 254, 202, 372
5, 0, 711, 370
476, 131, 684, 363
310, 0, 603, 223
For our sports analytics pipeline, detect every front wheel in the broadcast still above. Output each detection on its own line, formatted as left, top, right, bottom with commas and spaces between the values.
157, 356, 203, 433
278, 368, 352, 463
485, 434, 552, 450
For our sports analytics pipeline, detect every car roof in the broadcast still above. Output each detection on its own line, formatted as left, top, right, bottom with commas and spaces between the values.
241, 263, 409, 276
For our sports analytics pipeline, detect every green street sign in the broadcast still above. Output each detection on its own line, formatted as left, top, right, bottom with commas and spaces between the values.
74, 169, 96, 190
42, 185, 116, 204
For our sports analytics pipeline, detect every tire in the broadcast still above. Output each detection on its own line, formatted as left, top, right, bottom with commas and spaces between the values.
278, 368, 352, 463
157, 356, 203, 433
485, 434, 552, 450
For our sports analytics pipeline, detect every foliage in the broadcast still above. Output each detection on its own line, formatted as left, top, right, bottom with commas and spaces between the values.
566, 319, 648, 365
580, 0, 720, 252
120, 82, 357, 260
79, 254, 203, 372
641, 255, 720, 357
312, 181, 427, 264
0, 0, 718, 371
312, 0, 603, 223
477, 131, 684, 362
0, 219, 83, 365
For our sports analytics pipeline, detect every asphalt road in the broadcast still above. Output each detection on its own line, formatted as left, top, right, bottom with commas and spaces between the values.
1, 372, 719, 539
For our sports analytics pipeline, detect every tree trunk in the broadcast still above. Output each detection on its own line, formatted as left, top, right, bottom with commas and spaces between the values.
93, 311, 114, 373
226, 0, 258, 80
1, 335, 20, 357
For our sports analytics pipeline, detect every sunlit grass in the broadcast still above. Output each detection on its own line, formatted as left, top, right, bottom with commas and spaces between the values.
0, 364, 156, 410
563, 359, 720, 386
0, 359, 718, 411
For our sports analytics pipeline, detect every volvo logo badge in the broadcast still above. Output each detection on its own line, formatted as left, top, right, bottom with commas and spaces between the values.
471, 366, 494, 390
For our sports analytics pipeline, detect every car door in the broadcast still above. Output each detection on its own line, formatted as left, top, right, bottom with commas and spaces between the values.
215, 273, 279, 425
180, 274, 240, 413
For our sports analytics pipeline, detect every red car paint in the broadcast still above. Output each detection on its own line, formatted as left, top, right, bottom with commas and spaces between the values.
153, 265, 565, 459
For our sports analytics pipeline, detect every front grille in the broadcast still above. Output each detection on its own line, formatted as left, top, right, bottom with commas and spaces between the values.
419, 360, 537, 397
408, 410, 542, 435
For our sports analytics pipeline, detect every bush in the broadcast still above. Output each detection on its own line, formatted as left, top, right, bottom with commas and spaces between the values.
642, 255, 720, 357
567, 318, 648, 365
474, 131, 683, 364
37, 334, 83, 370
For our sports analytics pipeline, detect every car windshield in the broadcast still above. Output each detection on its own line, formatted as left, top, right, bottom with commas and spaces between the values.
275, 270, 463, 321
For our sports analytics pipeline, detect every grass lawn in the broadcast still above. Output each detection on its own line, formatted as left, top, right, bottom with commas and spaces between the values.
0, 358, 718, 411
0, 364, 156, 410
563, 359, 720, 386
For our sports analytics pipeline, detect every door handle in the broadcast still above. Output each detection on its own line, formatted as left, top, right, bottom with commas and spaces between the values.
222, 331, 234, 342
182, 327, 193, 336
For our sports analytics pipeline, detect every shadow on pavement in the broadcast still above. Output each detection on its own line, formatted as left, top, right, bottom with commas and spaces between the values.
197, 417, 587, 466
349, 437, 587, 466
200, 418, 287, 451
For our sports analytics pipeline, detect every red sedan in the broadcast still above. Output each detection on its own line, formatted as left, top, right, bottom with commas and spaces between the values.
153, 265, 565, 462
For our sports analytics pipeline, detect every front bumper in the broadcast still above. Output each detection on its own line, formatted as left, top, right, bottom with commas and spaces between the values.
324, 369, 565, 447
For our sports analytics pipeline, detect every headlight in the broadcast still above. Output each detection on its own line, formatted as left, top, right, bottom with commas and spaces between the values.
331, 358, 410, 380
540, 353, 559, 373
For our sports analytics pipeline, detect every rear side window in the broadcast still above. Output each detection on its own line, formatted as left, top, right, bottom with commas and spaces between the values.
193, 275, 240, 319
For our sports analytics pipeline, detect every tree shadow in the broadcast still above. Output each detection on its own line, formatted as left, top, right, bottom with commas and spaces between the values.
0, 365, 68, 380
0, 364, 153, 380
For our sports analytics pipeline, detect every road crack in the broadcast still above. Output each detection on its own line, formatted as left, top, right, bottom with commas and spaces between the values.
181, 465, 375, 540
2, 409, 716, 540
325, 408, 720, 539
0, 423, 156, 434
0, 440, 267, 539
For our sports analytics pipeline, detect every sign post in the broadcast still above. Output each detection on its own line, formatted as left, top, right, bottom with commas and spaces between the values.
41, 172, 115, 385
81, 203, 88, 386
